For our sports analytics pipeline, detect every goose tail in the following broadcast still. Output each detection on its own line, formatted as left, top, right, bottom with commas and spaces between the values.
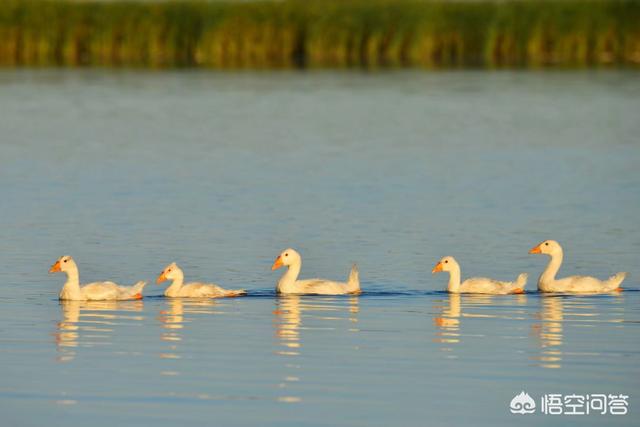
511, 273, 528, 294
133, 281, 147, 293
606, 272, 627, 290
127, 281, 147, 300
347, 264, 360, 293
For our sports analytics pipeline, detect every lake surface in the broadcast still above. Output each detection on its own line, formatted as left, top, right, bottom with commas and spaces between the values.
0, 69, 639, 426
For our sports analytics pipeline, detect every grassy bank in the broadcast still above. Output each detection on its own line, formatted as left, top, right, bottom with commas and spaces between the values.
1, 0, 639, 68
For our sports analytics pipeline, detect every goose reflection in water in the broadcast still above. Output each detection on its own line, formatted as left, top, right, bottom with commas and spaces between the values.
531, 296, 565, 369
433, 294, 462, 351
531, 295, 616, 369
55, 300, 144, 363
273, 295, 360, 403
158, 298, 218, 369
434, 293, 528, 356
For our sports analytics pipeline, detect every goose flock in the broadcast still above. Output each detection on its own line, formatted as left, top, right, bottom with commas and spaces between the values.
49, 240, 627, 301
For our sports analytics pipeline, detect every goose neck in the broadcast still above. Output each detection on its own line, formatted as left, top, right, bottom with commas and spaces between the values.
447, 264, 462, 293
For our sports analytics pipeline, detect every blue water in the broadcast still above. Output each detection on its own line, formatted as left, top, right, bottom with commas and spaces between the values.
0, 70, 639, 426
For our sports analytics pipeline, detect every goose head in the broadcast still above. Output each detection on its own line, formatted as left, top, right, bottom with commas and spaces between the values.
49, 255, 76, 274
432, 256, 458, 274
272, 248, 301, 270
156, 262, 182, 284
529, 240, 562, 256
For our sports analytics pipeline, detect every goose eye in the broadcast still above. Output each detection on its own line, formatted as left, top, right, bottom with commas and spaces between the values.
545, 242, 549, 246
168, 268, 172, 272
444, 260, 448, 263
63, 259, 68, 263
285, 253, 288, 257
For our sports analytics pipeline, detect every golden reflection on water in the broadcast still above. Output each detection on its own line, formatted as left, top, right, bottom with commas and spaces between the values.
273, 295, 360, 404
433, 293, 529, 357
530, 295, 625, 369
274, 295, 302, 356
158, 298, 218, 371
434, 294, 461, 349
55, 300, 144, 363
532, 296, 565, 369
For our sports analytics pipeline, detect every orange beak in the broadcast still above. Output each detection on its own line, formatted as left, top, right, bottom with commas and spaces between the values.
49, 260, 61, 273
271, 255, 283, 271
529, 244, 542, 254
432, 262, 443, 274
156, 272, 167, 284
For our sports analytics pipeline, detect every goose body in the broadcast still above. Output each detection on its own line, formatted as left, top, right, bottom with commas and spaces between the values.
271, 248, 360, 295
156, 262, 246, 298
432, 256, 527, 295
50, 256, 146, 301
529, 240, 626, 293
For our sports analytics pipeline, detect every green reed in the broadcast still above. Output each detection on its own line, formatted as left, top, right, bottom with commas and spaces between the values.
1, 0, 638, 68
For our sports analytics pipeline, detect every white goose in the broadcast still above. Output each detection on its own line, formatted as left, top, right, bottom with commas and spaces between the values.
529, 240, 626, 293
271, 248, 360, 295
50, 255, 146, 301
432, 256, 527, 294
156, 262, 246, 298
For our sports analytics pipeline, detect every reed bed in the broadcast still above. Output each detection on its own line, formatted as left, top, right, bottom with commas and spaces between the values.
1, 0, 639, 68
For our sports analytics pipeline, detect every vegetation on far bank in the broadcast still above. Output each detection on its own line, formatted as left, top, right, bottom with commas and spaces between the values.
1, 0, 639, 68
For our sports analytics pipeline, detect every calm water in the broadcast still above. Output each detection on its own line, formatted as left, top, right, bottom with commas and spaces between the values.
0, 70, 639, 426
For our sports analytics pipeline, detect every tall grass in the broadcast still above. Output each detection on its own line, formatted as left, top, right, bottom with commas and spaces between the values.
1, 0, 639, 68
